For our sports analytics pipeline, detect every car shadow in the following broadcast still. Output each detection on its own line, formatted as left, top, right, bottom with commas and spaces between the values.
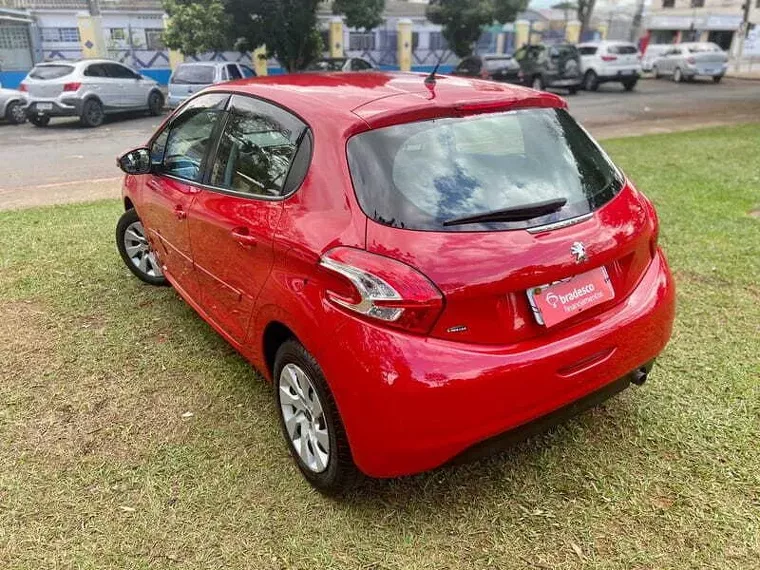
37, 110, 167, 130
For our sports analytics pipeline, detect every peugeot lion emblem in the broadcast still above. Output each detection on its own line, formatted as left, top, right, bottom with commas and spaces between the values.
570, 241, 587, 263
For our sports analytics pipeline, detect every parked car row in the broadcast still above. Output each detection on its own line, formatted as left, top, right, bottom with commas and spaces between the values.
3, 42, 729, 129
451, 40, 729, 93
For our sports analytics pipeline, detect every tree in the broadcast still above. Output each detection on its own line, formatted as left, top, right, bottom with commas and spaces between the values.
492, 0, 529, 27
228, 0, 322, 72
332, 0, 385, 31
426, 0, 493, 58
162, 0, 232, 56
163, 0, 322, 72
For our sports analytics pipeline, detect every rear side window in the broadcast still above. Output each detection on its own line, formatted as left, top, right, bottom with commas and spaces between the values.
226, 64, 242, 80
104, 63, 139, 79
347, 108, 622, 232
172, 65, 215, 84
210, 95, 307, 197
608, 44, 638, 55
578, 46, 598, 56
29, 64, 74, 80
84, 64, 108, 77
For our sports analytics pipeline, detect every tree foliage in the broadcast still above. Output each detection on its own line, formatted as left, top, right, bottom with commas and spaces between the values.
228, 0, 322, 72
426, 0, 493, 58
163, 0, 323, 72
492, 0, 529, 28
427, 0, 528, 58
162, 0, 232, 56
332, 0, 385, 31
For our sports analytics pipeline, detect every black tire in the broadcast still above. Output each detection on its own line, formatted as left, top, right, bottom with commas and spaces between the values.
5, 101, 26, 124
567, 86, 578, 95
80, 98, 104, 128
584, 70, 599, 91
29, 114, 50, 127
623, 79, 638, 91
148, 91, 164, 116
673, 67, 683, 83
713, 75, 723, 84
274, 339, 360, 496
116, 208, 167, 286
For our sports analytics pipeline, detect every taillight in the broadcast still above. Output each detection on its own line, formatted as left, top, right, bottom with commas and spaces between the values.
601, 55, 617, 62
62, 82, 81, 92
320, 247, 444, 335
18, 83, 27, 92
686, 57, 696, 65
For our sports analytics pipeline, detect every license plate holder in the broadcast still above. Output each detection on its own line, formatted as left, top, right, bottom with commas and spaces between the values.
37, 102, 53, 112
527, 266, 615, 328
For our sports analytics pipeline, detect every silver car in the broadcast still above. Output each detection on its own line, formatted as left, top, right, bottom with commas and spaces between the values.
0, 83, 28, 124
652, 42, 728, 83
22, 59, 164, 128
167, 62, 256, 109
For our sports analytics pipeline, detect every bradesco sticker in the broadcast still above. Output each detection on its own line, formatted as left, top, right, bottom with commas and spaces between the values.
534, 267, 615, 327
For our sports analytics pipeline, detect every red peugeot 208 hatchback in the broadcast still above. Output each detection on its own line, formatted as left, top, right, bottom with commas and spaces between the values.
115, 72, 675, 494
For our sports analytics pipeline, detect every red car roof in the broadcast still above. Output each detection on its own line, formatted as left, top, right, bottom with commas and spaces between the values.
211, 72, 567, 131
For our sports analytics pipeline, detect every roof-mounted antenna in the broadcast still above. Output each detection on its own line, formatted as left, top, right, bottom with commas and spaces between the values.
424, 49, 447, 86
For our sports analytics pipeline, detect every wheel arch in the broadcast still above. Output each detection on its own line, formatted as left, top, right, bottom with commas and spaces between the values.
262, 320, 299, 380
124, 196, 134, 211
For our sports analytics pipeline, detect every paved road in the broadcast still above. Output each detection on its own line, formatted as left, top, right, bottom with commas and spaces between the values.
1, 77, 759, 210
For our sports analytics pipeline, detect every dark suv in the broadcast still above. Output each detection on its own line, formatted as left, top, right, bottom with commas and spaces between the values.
513, 43, 583, 94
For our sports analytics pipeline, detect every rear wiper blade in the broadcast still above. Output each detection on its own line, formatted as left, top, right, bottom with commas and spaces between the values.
442, 198, 567, 227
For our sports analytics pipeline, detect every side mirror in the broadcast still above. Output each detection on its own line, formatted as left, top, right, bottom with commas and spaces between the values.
118, 147, 151, 175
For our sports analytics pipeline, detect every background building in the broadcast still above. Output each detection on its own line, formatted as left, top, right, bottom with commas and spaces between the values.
645, 0, 757, 52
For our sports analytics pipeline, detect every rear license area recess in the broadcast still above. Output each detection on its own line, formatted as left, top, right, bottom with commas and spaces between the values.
527, 266, 615, 327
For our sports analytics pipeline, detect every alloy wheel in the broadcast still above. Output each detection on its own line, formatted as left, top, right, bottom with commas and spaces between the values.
122, 220, 163, 278
9, 102, 26, 124
279, 363, 330, 473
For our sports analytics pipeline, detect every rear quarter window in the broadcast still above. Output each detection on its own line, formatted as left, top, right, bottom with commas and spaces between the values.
29, 65, 74, 80
347, 108, 622, 232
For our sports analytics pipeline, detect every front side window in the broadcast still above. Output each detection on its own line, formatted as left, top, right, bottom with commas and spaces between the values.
347, 108, 622, 232
210, 95, 306, 197
152, 94, 229, 183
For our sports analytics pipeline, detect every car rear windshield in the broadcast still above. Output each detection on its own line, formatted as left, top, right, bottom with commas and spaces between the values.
608, 44, 638, 55
484, 58, 513, 70
347, 108, 623, 232
29, 64, 74, 80
687, 43, 722, 53
172, 65, 215, 84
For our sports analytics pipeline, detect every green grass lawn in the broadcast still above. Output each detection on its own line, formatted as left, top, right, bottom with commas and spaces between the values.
1, 124, 759, 569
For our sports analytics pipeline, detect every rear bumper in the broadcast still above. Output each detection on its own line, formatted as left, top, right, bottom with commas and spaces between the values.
597, 69, 641, 82
26, 98, 81, 117
547, 77, 582, 88
683, 64, 727, 78
322, 249, 676, 478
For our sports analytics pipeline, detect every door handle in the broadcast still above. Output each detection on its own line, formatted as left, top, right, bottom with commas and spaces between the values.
174, 205, 186, 220
231, 227, 257, 246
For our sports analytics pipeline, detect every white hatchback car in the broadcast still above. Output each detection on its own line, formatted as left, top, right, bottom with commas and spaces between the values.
578, 41, 642, 91
21, 59, 164, 127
